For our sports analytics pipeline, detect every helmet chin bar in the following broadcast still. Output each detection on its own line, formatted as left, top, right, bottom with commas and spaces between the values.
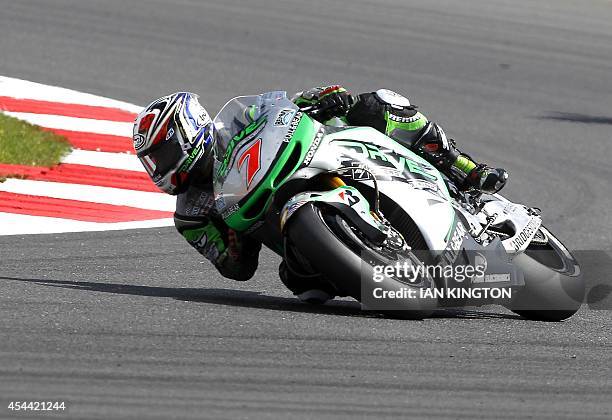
187, 155, 214, 187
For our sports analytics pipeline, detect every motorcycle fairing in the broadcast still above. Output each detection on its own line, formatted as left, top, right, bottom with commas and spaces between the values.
213, 93, 319, 231
300, 126, 456, 252
280, 186, 388, 244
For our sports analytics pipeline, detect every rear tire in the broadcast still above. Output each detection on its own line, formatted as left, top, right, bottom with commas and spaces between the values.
285, 203, 438, 319
508, 227, 584, 321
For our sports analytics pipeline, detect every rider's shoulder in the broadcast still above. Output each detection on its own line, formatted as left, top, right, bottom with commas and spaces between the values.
373, 89, 412, 108
354, 89, 412, 111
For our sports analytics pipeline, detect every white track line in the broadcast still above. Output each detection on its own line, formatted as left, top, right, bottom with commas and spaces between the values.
63, 149, 144, 172
0, 76, 142, 114
0, 75, 173, 235
0, 212, 173, 235
3, 112, 132, 137
0, 179, 176, 212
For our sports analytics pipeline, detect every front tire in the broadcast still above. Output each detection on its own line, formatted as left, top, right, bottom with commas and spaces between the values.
285, 203, 438, 319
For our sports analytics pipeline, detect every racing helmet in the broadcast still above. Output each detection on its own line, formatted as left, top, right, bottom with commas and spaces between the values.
133, 92, 214, 194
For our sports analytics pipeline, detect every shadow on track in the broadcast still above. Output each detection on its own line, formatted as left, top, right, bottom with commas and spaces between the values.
0, 276, 521, 320
538, 112, 612, 125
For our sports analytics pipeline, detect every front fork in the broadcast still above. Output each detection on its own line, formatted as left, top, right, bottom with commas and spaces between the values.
319, 172, 385, 223
280, 173, 393, 247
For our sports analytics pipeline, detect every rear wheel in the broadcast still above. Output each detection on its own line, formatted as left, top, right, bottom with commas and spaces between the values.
285, 203, 438, 319
508, 226, 584, 321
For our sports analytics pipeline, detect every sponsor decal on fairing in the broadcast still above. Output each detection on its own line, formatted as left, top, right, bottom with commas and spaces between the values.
282, 112, 303, 143
274, 109, 296, 126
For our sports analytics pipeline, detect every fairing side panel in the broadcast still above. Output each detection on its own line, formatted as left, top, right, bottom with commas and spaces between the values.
305, 127, 455, 251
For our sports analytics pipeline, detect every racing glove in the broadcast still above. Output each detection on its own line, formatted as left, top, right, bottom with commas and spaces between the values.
215, 229, 262, 282
293, 85, 354, 122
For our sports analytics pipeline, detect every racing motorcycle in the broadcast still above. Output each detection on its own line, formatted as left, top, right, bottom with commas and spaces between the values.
213, 91, 585, 321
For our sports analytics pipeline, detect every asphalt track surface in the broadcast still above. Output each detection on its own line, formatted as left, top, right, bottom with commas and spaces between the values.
1, 0, 611, 418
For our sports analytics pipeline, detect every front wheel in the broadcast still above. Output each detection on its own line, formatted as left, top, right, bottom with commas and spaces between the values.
285, 203, 438, 319
507, 226, 584, 321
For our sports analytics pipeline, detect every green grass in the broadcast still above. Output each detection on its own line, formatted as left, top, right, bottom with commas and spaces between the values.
0, 113, 72, 167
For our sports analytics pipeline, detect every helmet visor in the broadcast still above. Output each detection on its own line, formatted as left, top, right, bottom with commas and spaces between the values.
138, 138, 186, 180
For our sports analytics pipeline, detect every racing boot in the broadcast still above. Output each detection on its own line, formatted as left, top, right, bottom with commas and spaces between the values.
463, 164, 509, 194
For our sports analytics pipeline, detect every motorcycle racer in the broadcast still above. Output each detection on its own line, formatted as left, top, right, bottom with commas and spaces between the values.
293, 86, 508, 194
133, 92, 261, 282
132, 87, 508, 300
